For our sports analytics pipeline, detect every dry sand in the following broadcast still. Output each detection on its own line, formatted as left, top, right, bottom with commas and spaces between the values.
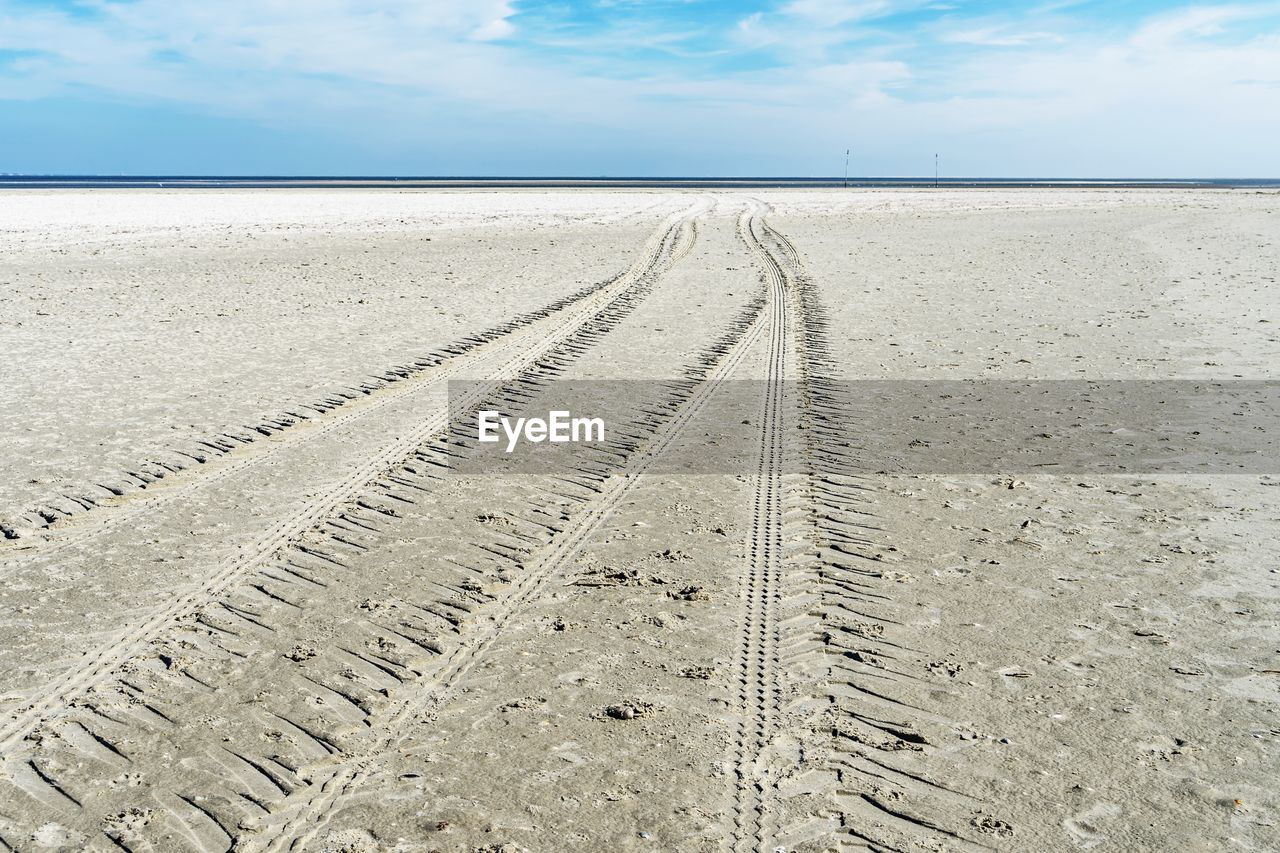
0, 189, 1276, 852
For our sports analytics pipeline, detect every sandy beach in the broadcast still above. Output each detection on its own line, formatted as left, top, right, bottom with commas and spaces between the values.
1, 188, 1277, 851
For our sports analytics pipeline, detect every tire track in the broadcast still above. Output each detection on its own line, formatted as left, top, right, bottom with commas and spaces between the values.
728, 202, 794, 852
0, 205, 690, 553
0, 202, 707, 759
743, 207, 993, 853
1, 287, 590, 551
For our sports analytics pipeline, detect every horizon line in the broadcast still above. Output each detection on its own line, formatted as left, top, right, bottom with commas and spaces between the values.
3, 175, 1278, 190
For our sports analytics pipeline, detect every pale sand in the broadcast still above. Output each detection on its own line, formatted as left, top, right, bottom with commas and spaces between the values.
0, 189, 1275, 852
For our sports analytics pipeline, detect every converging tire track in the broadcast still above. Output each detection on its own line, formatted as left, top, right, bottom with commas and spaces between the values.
0, 198, 1001, 853
0, 198, 749, 851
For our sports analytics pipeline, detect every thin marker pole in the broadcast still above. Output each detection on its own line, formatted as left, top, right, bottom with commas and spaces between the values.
844, 149, 849, 188
935, 153, 939, 188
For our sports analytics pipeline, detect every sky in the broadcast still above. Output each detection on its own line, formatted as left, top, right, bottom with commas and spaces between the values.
1, 0, 1278, 176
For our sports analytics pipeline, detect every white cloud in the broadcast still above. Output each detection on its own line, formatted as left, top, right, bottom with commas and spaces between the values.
0, 0, 577, 127
471, 1, 517, 41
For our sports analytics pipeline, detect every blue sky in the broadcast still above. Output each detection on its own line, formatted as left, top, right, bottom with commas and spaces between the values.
1, 0, 1278, 176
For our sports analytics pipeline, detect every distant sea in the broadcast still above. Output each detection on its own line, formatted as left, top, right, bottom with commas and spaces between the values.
1, 176, 1277, 189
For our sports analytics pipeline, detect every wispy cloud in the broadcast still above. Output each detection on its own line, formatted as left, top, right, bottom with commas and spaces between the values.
780, 0, 919, 27
940, 27, 1064, 47
1129, 2, 1280, 47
